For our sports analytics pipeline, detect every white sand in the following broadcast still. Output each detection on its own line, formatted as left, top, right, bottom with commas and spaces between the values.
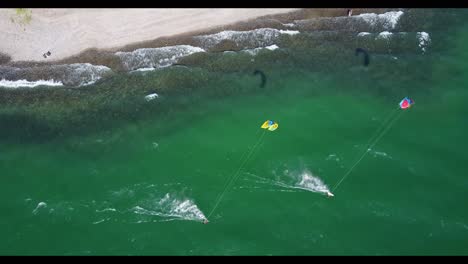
0, 8, 299, 62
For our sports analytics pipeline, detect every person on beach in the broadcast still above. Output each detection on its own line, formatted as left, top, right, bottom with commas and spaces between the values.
347, 9, 353, 16
43, 51, 51, 58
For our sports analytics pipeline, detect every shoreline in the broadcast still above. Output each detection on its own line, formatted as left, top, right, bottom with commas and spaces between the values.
0, 8, 391, 69
0, 7, 440, 141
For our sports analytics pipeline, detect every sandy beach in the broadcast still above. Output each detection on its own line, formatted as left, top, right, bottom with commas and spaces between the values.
0, 8, 302, 62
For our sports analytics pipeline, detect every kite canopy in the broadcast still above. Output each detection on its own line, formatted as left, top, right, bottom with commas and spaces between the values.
268, 123, 279, 131
399, 97, 414, 109
261, 120, 278, 131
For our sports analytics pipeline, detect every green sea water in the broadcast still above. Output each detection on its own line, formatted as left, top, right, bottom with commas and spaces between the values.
0, 9, 467, 255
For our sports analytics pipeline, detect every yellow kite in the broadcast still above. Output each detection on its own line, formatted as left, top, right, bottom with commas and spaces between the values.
261, 120, 278, 131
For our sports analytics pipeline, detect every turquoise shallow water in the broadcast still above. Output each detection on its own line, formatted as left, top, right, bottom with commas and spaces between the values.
0, 9, 467, 255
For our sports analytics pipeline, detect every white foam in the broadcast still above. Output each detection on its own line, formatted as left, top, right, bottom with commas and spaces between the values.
96, 208, 117, 213
32, 202, 47, 214
0, 79, 63, 88
374, 151, 389, 157
62, 63, 112, 86
132, 206, 166, 217
326, 154, 340, 162
243, 44, 279, 56
377, 31, 393, 39
81, 81, 97, 86
92, 218, 110, 224
116, 45, 205, 71
133, 193, 206, 222
357, 32, 371, 36
243, 49, 259, 56
161, 194, 206, 221
145, 93, 159, 101
0, 63, 112, 87
246, 170, 332, 196
283, 23, 295, 27
358, 11, 404, 30
295, 171, 330, 194
368, 148, 392, 159
265, 44, 279, 50
417, 32, 430, 52
134, 67, 156, 72
279, 30, 300, 35
170, 200, 204, 219
195, 28, 298, 50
